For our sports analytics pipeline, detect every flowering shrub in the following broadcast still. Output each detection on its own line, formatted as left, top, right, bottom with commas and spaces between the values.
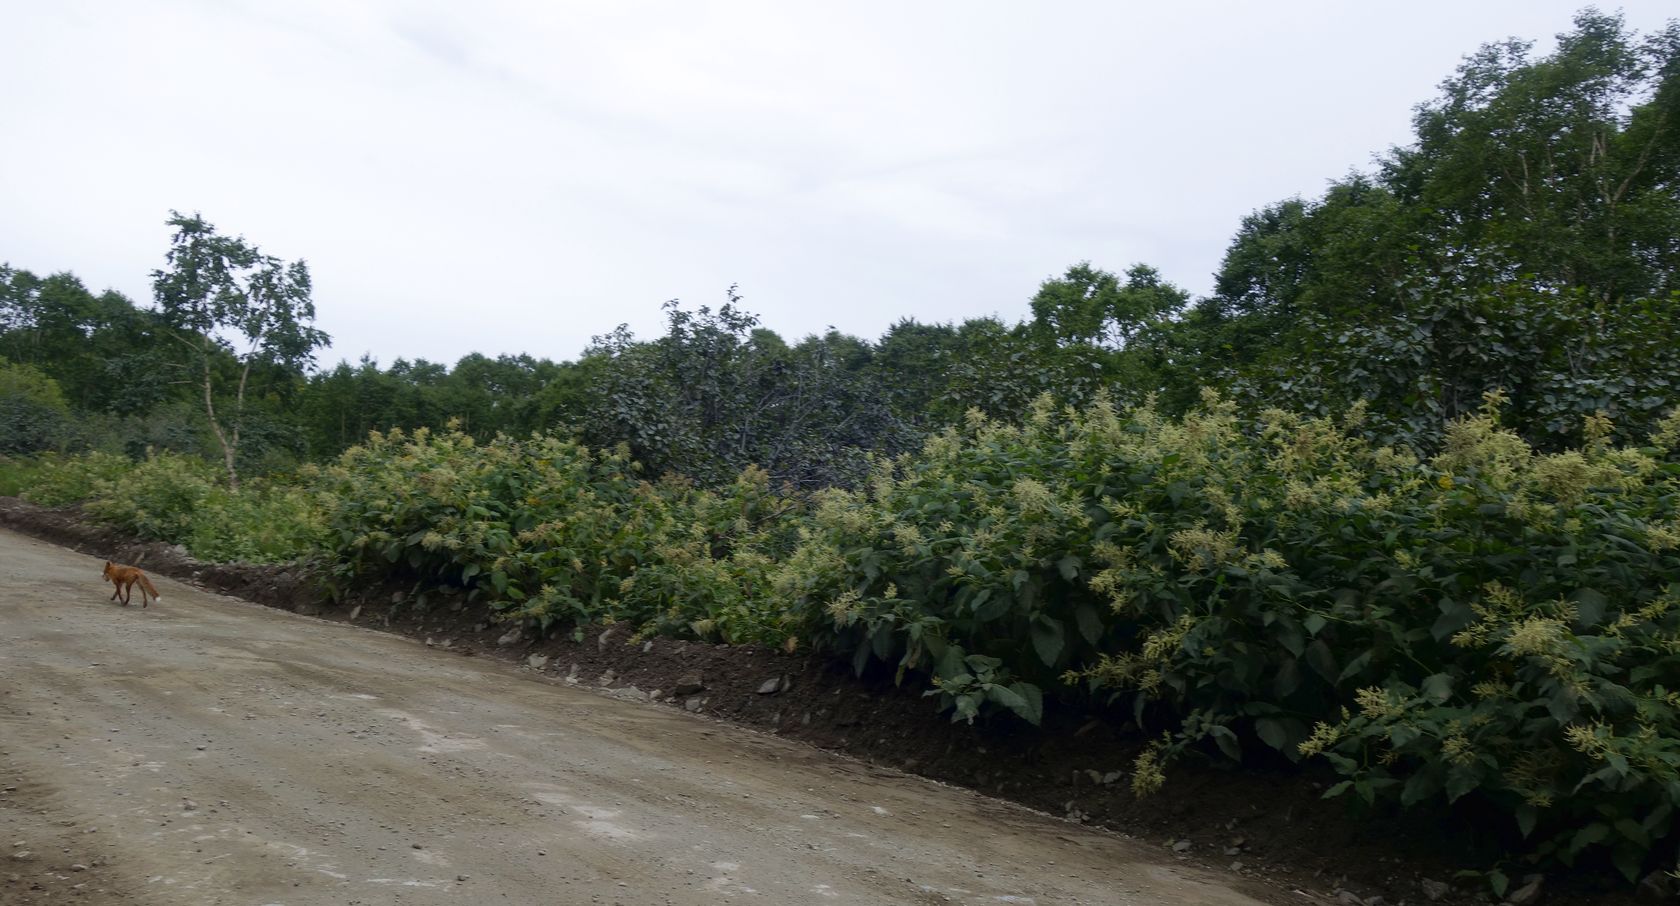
82, 451, 219, 542
183, 480, 328, 564
779, 390, 1680, 878
19, 450, 325, 563
314, 426, 797, 644
19, 451, 135, 506
1302, 404, 1680, 885
16, 394, 1680, 878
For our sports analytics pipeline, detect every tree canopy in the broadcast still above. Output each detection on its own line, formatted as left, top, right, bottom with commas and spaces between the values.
152, 212, 327, 487
2, 10, 1676, 480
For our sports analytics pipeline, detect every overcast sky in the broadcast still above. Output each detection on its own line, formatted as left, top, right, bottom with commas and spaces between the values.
2, 2, 1674, 368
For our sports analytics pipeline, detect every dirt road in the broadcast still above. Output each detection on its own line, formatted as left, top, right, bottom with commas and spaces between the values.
0, 529, 1271, 906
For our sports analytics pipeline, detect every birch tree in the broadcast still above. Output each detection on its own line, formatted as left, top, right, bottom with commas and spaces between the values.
151, 212, 326, 488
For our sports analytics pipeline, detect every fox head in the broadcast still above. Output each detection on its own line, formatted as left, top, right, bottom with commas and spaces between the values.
102, 561, 114, 579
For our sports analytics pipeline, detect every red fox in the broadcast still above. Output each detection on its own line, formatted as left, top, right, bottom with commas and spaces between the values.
103, 561, 160, 608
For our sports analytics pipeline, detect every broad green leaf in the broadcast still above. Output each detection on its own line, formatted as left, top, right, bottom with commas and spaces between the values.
1336, 650, 1373, 682
1030, 615, 1065, 667
990, 681, 1044, 725
1305, 639, 1338, 682
1073, 604, 1103, 645
870, 623, 896, 659
1321, 780, 1353, 799
936, 645, 967, 680
1272, 659, 1302, 698
1276, 620, 1305, 657
1401, 770, 1441, 807
1613, 818, 1649, 848
1570, 822, 1610, 855
1207, 725, 1241, 761
1445, 768, 1480, 803
1421, 673, 1454, 704
1515, 802, 1537, 838
1572, 587, 1608, 628
1431, 598, 1472, 641
985, 683, 1029, 716
974, 590, 1012, 622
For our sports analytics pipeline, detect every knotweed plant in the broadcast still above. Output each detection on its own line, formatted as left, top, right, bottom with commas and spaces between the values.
315, 426, 800, 645
778, 390, 1680, 878
19, 392, 1680, 878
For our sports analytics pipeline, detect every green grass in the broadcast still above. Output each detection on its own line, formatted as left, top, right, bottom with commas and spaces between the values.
0, 456, 43, 497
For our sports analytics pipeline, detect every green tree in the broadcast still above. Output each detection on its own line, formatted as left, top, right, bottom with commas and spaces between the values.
0, 357, 72, 455
1216, 10, 1680, 321
938, 317, 1108, 420
868, 319, 968, 426
1210, 178, 1407, 327
1030, 262, 1188, 348
1203, 10, 1680, 449
438, 353, 562, 438
0, 266, 172, 414
151, 212, 327, 488
577, 293, 912, 487
1386, 10, 1680, 301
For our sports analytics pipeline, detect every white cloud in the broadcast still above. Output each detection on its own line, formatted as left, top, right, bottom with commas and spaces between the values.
1, 0, 1672, 365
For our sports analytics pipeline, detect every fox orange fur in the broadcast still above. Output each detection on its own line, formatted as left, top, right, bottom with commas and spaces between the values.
103, 561, 160, 608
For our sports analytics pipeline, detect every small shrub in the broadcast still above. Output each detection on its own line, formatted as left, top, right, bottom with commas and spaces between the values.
185, 479, 329, 563
775, 390, 1680, 876
20, 451, 135, 507
81, 452, 219, 542
314, 427, 797, 644
0, 456, 43, 497
0, 359, 74, 455
15, 450, 324, 564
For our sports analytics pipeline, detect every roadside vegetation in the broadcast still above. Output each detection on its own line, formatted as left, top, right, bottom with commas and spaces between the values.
3, 9, 1679, 892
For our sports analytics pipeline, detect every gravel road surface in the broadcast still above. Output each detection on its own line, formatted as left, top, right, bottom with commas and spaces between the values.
0, 528, 1269, 905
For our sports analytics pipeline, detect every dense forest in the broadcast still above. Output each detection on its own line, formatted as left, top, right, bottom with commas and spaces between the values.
6, 11, 1680, 889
